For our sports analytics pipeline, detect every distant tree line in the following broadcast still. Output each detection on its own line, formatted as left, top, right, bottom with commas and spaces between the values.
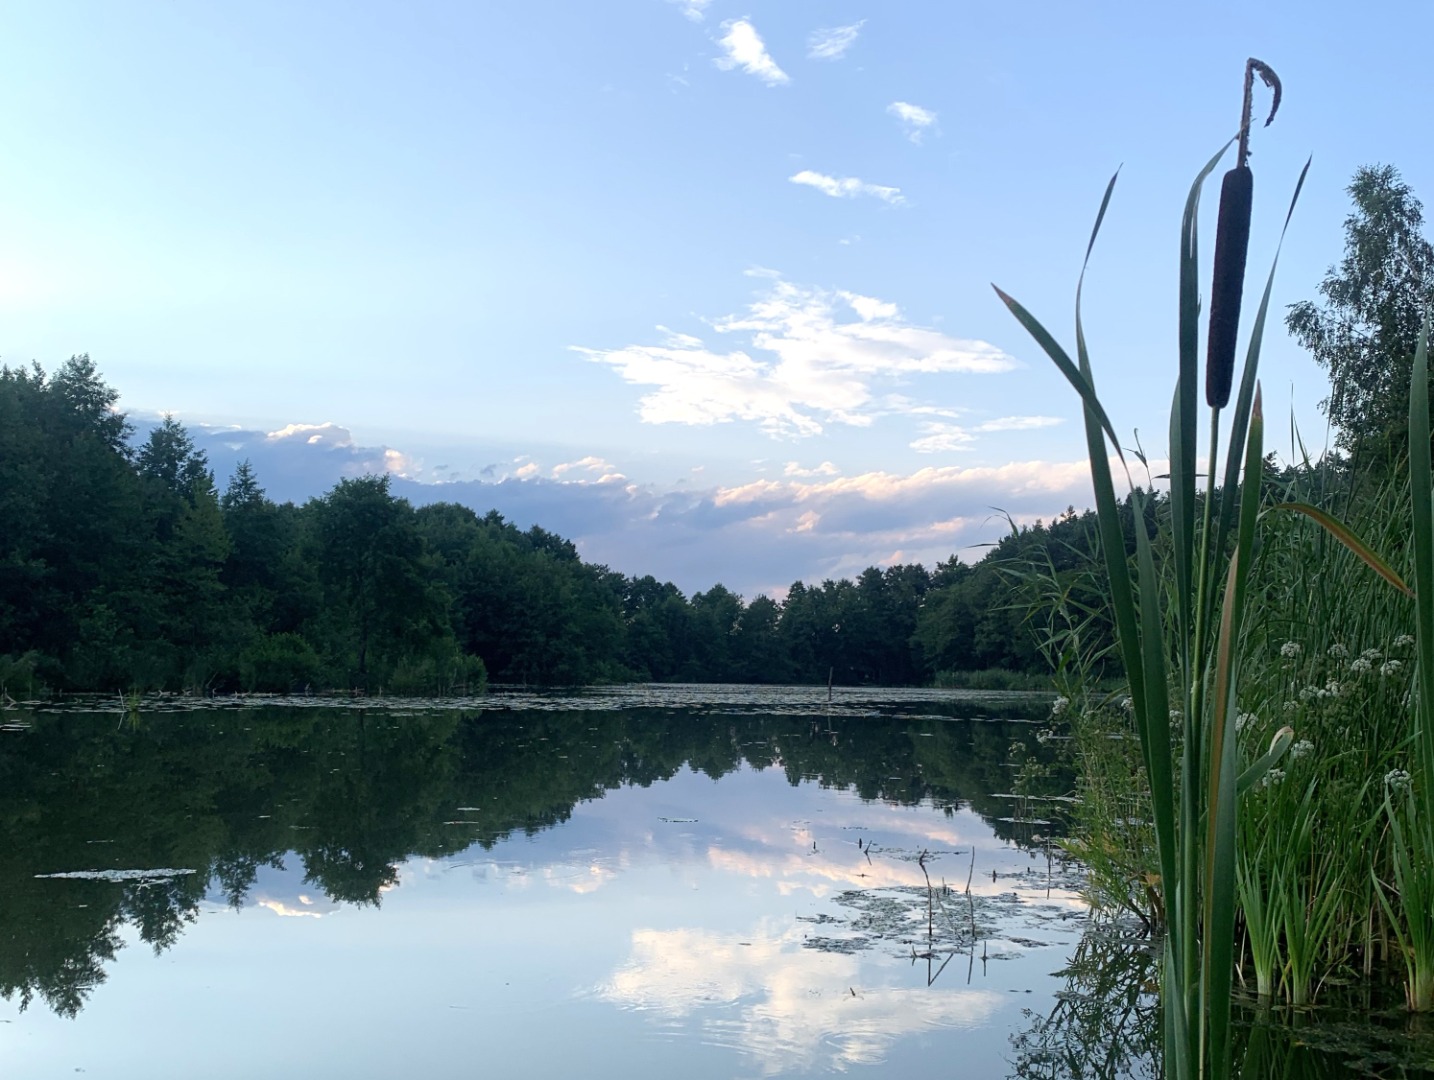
0, 359, 1130, 693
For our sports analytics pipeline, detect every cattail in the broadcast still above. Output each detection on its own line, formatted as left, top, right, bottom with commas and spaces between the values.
1206, 59, 1280, 410
1206, 163, 1253, 408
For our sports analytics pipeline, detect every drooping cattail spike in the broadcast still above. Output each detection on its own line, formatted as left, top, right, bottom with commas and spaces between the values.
1207, 59, 1281, 409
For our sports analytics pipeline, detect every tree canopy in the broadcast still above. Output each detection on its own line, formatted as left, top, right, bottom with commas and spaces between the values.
0, 359, 1126, 693
1287, 164, 1434, 465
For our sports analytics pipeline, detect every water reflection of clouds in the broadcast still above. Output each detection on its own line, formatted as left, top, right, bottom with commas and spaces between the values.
255, 896, 326, 919
209, 861, 343, 918
598, 924, 1004, 1074
432, 769, 1088, 908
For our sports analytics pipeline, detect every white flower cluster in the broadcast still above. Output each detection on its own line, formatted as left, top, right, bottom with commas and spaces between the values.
1328, 642, 1349, 658
1350, 657, 1373, 674
1119, 696, 1134, 714
1280, 641, 1303, 659
1051, 696, 1070, 717
1290, 738, 1314, 761
1259, 768, 1286, 790
1394, 634, 1416, 648
1381, 660, 1404, 677
1236, 711, 1257, 733
1385, 768, 1413, 795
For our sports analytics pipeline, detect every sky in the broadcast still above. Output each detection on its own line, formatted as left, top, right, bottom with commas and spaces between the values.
1, 1, 1431, 597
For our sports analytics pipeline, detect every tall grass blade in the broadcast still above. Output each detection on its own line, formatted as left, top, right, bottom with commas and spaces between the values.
1410, 314, 1434, 790
1201, 387, 1265, 1076
1270, 502, 1413, 597
1172, 141, 1234, 639
992, 287, 1125, 458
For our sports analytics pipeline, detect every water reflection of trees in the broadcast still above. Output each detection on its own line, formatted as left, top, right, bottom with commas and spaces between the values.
1, 702, 1067, 1018
1007, 926, 1159, 1080
1005, 929, 1434, 1079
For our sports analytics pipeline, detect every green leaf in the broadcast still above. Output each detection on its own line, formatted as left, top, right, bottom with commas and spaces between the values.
1270, 502, 1413, 597
1214, 158, 1311, 574
1409, 312, 1434, 795
1171, 141, 1234, 653
1237, 725, 1295, 798
1201, 384, 1264, 1076
991, 286, 1125, 461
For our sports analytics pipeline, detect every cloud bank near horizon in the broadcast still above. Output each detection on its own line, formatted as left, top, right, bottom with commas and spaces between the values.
156, 416, 1107, 599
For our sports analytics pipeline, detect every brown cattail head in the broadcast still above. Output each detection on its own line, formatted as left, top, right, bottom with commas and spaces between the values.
1206, 164, 1253, 409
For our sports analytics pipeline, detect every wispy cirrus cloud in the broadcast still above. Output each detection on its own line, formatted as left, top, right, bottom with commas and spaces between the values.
978, 415, 1064, 432
887, 101, 938, 143
714, 19, 789, 86
911, 415, 1063, 453
573, 275, 1016, 438
789, 170, 904, 205
666, 0, 712, 21
807, 21, 864, 60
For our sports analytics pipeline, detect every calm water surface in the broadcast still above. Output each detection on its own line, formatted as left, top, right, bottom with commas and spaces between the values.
2, 686, 1096, 1079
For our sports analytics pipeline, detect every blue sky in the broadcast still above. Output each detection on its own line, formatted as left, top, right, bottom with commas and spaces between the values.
1, 1, 1430, 596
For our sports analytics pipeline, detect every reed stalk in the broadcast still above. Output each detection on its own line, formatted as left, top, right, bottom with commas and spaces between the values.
993, 65, 1300, 1074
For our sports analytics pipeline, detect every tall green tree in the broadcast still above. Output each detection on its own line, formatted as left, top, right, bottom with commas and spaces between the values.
1287, 164, 1434, 464
305, 476, 453, 688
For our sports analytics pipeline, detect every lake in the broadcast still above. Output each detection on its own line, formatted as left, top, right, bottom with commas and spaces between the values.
4, 685, 1427, 1078
2, 686, 1108, 1078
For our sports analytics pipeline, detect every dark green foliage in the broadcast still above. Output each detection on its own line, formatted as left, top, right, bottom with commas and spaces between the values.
1287, 165, 1434, 465
0, 359, 1117, 690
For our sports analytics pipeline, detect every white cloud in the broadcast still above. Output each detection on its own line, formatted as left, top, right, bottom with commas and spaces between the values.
382, 447, 417, 478
783, 461, 840, 478
839, 291, 899, 321
887, 101, 938, 143
265, 421, 354, 448
910, 423, 976, 453
976, 415, 1063, 432
807, 21, 864, 60
714, 19, 789, 86
911, 416, 1064, 453
667, 0, 711, 21
789, 170, 904, 205
551, 455, 627, 484
574, 276, 1017, 437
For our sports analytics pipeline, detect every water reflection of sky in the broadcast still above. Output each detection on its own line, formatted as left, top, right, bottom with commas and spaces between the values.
3, 761, 1083, 1079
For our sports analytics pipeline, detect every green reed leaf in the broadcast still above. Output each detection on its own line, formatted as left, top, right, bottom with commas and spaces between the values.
1410, 313, 1434, 794
1270, 502, 1413, 597
1202, 384, 1264, 1076
1172, 141, 1234, 649
1214, 158, 1310, 575
1236, 725, 1294, 798
992, 287, 1124, 458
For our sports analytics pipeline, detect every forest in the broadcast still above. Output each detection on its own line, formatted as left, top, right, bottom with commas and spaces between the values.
0, 355, 1126, 694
